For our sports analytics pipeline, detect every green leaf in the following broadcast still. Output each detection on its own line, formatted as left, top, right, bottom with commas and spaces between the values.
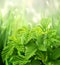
40, 18, 51, 31
2, 43, 14, 61
25, 39, 37, 59
9, 55, 29, 65
31, 60, 41, 65
52, 47, 60, 60
53, 60, 60, 65
36, 50, 47, 63
36, 35, 47, 51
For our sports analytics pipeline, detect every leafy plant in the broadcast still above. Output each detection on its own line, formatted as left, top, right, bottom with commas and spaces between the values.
0, 9, 60, 65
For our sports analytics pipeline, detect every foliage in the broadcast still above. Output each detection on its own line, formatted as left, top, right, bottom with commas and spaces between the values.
0, 9, 60, 65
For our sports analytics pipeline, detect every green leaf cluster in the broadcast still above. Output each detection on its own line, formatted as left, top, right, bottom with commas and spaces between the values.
0, 9, 60, 65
